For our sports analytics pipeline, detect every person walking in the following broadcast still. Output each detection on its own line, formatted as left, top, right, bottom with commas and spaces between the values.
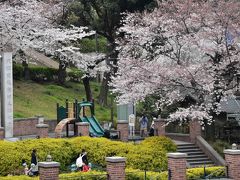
139, 115, 148, 137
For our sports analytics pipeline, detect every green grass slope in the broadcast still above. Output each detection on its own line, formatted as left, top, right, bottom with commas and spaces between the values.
13, 80, 116, 122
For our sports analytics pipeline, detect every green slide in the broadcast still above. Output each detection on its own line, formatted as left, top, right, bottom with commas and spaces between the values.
81, 116, 104, 136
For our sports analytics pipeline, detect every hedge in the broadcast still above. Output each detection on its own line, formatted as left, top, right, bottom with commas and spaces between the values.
13, 64, 58, 82
187, 166, 225, 180
0, 136, 176, 176
13, 64, 24, 80
0, 166, 225, 180
29, 66, 58, 82
13, 64, 84, 82
67, 70, 83, 82
125, 166, 225, 180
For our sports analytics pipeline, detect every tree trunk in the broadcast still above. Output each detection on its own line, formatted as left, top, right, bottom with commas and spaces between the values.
98, 71, 111, 106
82, 75, 93, 102
98, 39, 117, 106
58, 61, 67, 85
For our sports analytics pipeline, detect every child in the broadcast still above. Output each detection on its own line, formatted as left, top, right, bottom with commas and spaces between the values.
82, 162, 90, 172
22, 160, 29, 175
28, 163, 38, 176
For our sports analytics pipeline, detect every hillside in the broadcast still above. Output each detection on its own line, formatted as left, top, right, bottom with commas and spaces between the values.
13, 80, 116, 122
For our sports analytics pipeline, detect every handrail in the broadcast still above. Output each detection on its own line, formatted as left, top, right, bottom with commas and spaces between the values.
196, 136, 225, 166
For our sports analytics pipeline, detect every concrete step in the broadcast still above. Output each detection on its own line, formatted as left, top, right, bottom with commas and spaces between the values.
177, 143, 195, 146
190, 163, 215, 168
177, 142, 215, 168
178, 148, 202, 152
189, 160, 214, 165
187, 154, 207, 158
177, 146, 198, 150
187, 157, 211, 162
186, 151, 205, 156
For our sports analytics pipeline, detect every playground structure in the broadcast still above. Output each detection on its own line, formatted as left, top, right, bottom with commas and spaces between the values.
56, 99, 105, 137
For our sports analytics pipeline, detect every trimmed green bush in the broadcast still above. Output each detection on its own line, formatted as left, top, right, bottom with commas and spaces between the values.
59, 170, 107, 180
13, 64, 24, 80
67, 70, 83, 82
0, 136, 176, 176
128, 136, 176, 171
79, 37, 107, 53
187, 166, 225, 180
0, 139, 75, 175
0, 166, 225, 180
211, 140, 230, 157
0, 176, 38, 180
126, 166, 225, 180
126, 168, 168, 180
29, 67, 58, 82
13, 64, 58, 82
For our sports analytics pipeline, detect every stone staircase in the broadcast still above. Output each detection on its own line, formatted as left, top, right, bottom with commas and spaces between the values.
177, 141, 214, 167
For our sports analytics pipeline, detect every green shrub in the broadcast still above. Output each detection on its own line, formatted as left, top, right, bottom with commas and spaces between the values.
126, 136, 176, 171
59, 170, 107, 180
126, 168, 168, 180
29, 67, 58, 82
67, 70, 83, 82
0, 136, 175, 176
13, 64, 24, 80
187, 166, 225, 179
79, 37, 107, 53
211, 140, 230, 157
0, 166, 225, 180
0, 139, 75, 175
13, 65, 59, 82
0, 175, 38, 180
125, 166, 225, 180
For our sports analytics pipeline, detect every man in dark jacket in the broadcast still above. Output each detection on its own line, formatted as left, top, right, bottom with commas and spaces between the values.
31, 149, 37, 165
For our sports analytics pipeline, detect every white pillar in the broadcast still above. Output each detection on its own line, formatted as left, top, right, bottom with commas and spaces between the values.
1, 51, 13, 138
0, 54, 2, 127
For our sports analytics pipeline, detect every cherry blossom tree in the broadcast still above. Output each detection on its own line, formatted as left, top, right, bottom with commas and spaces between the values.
0, 0, 102, 86
111, 0, 240, 123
